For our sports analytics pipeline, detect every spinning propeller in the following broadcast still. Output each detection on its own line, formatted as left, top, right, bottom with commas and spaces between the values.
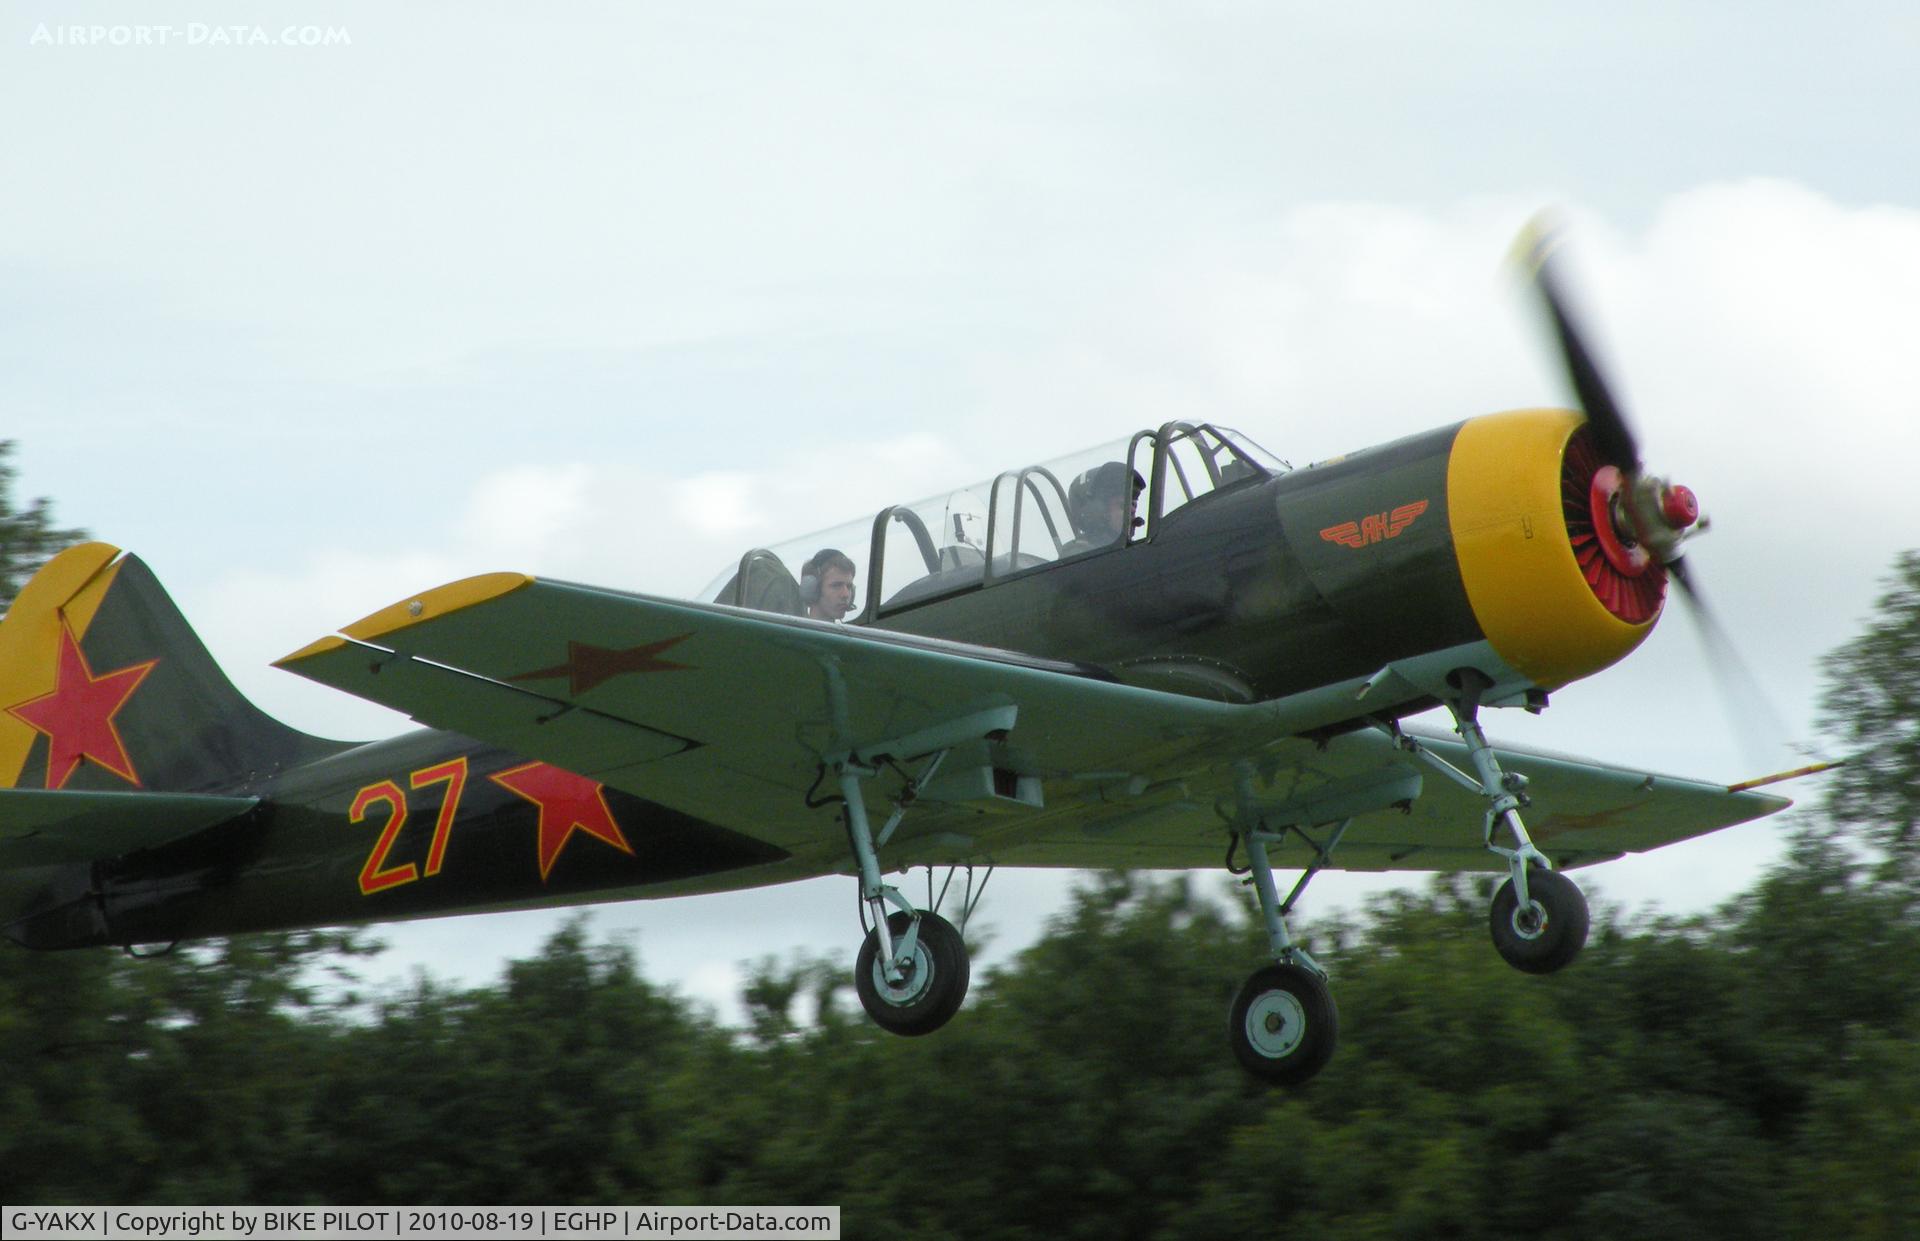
1515, 215, 1795, 771
1518, 217, 1705, 592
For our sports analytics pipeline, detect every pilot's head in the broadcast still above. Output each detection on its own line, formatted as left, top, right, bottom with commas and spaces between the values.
1068, 462, 1145, 544
802, 548, 857, 621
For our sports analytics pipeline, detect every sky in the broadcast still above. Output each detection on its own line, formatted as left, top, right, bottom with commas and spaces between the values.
4, 3, 1918, 1019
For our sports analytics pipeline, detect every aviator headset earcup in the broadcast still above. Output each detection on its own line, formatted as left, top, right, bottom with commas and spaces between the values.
800, 573, 821, 604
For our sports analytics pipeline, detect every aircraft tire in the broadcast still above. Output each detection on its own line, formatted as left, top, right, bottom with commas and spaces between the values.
1228, 962, 1338, 1085
1489, 865, 1590, 975
855, 911, 970, 1037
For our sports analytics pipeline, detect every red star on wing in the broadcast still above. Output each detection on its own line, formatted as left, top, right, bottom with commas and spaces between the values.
489, 761, 634, 882
6, 621, 157, 790
508, 634, 694, 695
1534, 804, 1641, 835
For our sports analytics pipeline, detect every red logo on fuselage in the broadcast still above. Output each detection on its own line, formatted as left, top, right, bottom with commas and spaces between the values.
1319, 500, 1429, 549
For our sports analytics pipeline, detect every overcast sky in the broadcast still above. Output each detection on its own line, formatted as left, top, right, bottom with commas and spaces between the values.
5, 3, 1918, 1017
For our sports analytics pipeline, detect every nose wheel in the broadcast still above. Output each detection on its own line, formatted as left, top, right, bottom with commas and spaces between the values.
1384, 691, 1595, 980
1490, 864, 1589, 974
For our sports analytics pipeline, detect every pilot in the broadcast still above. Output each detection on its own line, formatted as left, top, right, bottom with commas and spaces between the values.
1062, 462, 1145, 556
801, 548, 857, 622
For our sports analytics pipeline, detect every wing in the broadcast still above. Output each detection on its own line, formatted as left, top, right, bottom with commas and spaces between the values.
977, 724, 1790, 872
277, 573, 1788, 878
277, 575, 1304, 871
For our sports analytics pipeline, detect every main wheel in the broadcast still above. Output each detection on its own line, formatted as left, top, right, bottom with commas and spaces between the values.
855, 911, 970, 1037
1489, 865, 1590, 974
1228, 962, 1338, 1085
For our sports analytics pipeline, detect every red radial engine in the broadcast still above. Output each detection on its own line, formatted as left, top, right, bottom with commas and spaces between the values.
1560, 428, 1691, 625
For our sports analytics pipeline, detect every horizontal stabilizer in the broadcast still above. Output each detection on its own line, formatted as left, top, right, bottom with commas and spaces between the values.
0, 788, 258, 866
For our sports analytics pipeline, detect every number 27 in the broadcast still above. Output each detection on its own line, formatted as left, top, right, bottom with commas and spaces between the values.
348, 757, 470, 896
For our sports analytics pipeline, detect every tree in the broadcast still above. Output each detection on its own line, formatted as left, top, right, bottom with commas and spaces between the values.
0, 440, 87, 613
1819, 550, 1920, 867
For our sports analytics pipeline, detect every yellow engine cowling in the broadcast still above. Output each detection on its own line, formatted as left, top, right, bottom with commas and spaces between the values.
1448, 408, 1664, 692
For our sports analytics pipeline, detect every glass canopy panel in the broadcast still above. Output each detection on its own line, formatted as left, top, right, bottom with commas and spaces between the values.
697, 427, 1283, 620
1214, 425, 1291, 475
700, 514, 874, 622
1151, 423, 1286, 528
875, 484, 992, 610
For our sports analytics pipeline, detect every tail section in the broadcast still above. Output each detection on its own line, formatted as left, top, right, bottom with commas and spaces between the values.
0, 543, 347, 796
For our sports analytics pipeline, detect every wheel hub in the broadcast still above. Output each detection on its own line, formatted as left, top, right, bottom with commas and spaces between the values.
1510, 899, 1548, 941
1245, 990, 1307, 1059
871, 946, 932, 1005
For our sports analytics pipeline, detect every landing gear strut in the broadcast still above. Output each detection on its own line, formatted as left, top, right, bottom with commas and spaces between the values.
1384, 683, 1591, 975
1222, 763, 1348, 1085
826, 704, 1013, 1039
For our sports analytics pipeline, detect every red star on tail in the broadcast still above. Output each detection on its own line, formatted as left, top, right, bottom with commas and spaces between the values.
6, 622, 157, 790
489, 761, 634, 882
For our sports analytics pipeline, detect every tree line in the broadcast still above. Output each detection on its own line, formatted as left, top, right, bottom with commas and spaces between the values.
5, 837, 1916, 1236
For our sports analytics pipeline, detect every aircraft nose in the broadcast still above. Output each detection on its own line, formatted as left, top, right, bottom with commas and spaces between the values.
1447, 409, 1664, 691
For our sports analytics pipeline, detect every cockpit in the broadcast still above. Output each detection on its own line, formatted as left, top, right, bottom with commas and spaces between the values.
701, 422, 1287, 624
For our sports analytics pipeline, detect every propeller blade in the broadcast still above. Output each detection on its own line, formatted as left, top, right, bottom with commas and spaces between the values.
1668, 558, 1798, 775
1516, 216, 1643, 475
1515, 214, 1816, 779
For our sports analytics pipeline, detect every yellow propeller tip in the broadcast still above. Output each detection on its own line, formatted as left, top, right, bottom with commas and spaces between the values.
1509, 208, 1570, 278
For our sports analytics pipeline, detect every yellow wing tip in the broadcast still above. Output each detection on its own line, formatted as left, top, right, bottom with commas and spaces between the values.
339, 572, 536, 641
274, 634, 349, 667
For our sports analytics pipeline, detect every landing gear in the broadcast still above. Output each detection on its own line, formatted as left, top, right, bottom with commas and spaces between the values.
824, 705, 1013, 1040
1222, 762, 1361, 1085
1383, 682, 1592, 978
855, 910, 970, 1035
1489, 865, 1589, 974
838, 758, 974, 1038
1229, 962, 1339, 1084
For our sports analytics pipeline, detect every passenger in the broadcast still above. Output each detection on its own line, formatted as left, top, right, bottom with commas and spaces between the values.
1061, 463, 1145, 556
801, 548, 857, 622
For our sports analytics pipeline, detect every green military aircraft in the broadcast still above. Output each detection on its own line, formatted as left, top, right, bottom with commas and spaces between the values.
0, 227, 1802, 1084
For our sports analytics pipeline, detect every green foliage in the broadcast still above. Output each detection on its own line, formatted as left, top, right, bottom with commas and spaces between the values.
0, 929, 372, 1203
0, 440, 87, 613
1820, 549, 1920, 864
305, 920, 710, 1204
8, 870, 1918, 1235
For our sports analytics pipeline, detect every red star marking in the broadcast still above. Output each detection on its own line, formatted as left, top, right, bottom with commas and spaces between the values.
489, 761, 634, 882
509, 634, 694, 696
1534, 804, 1642, 835
6, 621, 157, 790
